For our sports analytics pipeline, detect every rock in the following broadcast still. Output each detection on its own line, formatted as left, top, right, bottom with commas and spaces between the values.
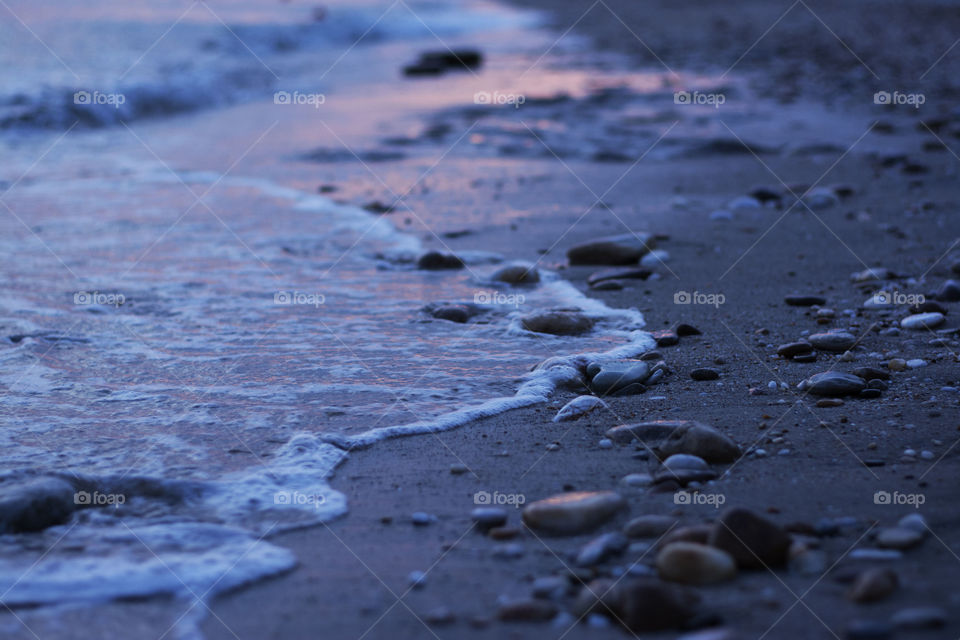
491, 263, 540, 285
590, 280, 623, 291
567, 233, 654, 266
492, 542, 525, 559
890, 607, 947, 630
690, 368, 720, 381
586, 266, 652, 285
412, 512, 435, 526
572, 578, 698, 632
652, 330, 679, 347
859, 388, 882, 399
417, 251, 464, 270
799, 371, 866, 397
875, 527, 924, 550
641, 250, 670, 267
659, 422, 741, 463
662, 525, 713, 546
785, 295, 826, 306
816, 398, 844, 408
531, 575, 568, 600
709, 507, 791, 569
906, 358, 927, 368
897, 513, 929, 535
553, 395, 607, 422
471, 507, 508, 530
431, 305, 471, 323
0, 476, 77, 534
654, 468, 718, 486
852, 367, 889, 381
497, 599, 558, 622
809, 331, 857, 352
793, 353, 817, 363
845, 620, 894, 640
848, 568, 898, 603
590, 362, 651, 395
728, 195, 761, 209
887, 358, 907, 371
789, 547, 828, 576
676, 324, 701, 336
522, 311, 594, 335
522, 491, 626, 535
851, 267, 895, 282
624, 515, 678, 538
777, 341, 813, 358
749, 186, 782, 203
408, 570, 427, 588
620, 473, 653, 488
576, 532, 628, 566
804, 187, 840, 209
663, 454, 709, 471
449, 463, 469, 474
709, 209, 733, 221
936, 279, 960, 301
656, 542, 737, 585
404, 49, 483, 75
901, 312, 945, 330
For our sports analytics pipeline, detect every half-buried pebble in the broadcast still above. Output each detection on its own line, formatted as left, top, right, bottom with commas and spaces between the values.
522, 491, 626, 535
471, 507, 508, 530
590, 362, 651, 395
567, 233, 654, 266
417, 251, 464, 270
662, 454, 709, 471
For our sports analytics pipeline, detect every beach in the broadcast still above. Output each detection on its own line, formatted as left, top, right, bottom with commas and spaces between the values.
0, 0, 958, 638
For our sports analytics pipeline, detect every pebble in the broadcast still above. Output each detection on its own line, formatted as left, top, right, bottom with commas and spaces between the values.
777, 341, 813, 358
590, 279, 623, 291
785, 294, 827, 306
690, 368, 720, 381
890, 606, 947, 630
709, 209, 732, 221
804, 187, 840, 209
656, 542, 737, 584
816, 398, 844, 407
0, 477, 76, 533
522, 311, 594, 335
676, 323, 702, 336
652, 330, 679, 347
417, 251, 464, 270
887, 358, 907, 371
552, 395, 607, 422
497, 599, 558, 622
572, 578, 697, 632
576, 532, 628, 566
799, 371, 867, 397
590, 362, 651, 395
567, 233, 654, 266
624, 515, 678, 538
789, 547, 828, 576
852, 366, 889, 381
901, 312, 945, 330
411, 512, 435, 526
849, 548, 902, 561
935, 279, 960, 301
598, 438, 613, 449
422, 606, 455, 626
408, 570, 427, 588
906, 358, 927, 368
522, 491, 626, 535
449, 463, 469, 474
875, 527, 924, 550
431, 305, 471, 323
531, 576, 568, 600
663, 454, 709, 471
709, 507, 791, 569
621, 473, 653, 488
728, 195, 761, 209
491, 262, 540, 285
897, 513, 928, 534
640, 249, 669, 267
607, 420, 740, 463
848, 568, 898, 603
859, 388, 882, 399
471, 507, 508, 529
851, 267, 894, 282
808, 331, 857, 352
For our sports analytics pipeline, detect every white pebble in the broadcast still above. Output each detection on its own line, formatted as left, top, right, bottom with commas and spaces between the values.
906, 359, 927, 368
408, 570, 427, 588
903, 448, 916, 456
920, 450, 934, 460
598, 438, 613, 449
767, 381, 777, 390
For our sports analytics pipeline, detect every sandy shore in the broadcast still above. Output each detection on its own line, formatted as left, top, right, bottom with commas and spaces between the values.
192, 2, 960, 639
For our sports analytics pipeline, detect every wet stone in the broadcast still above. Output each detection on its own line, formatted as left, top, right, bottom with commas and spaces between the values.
417, 251, 464, 270
522, 491, 626, 535
522, 311, 594, 335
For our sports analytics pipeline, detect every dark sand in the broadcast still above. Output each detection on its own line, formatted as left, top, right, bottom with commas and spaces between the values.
195, 2, 960, 639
